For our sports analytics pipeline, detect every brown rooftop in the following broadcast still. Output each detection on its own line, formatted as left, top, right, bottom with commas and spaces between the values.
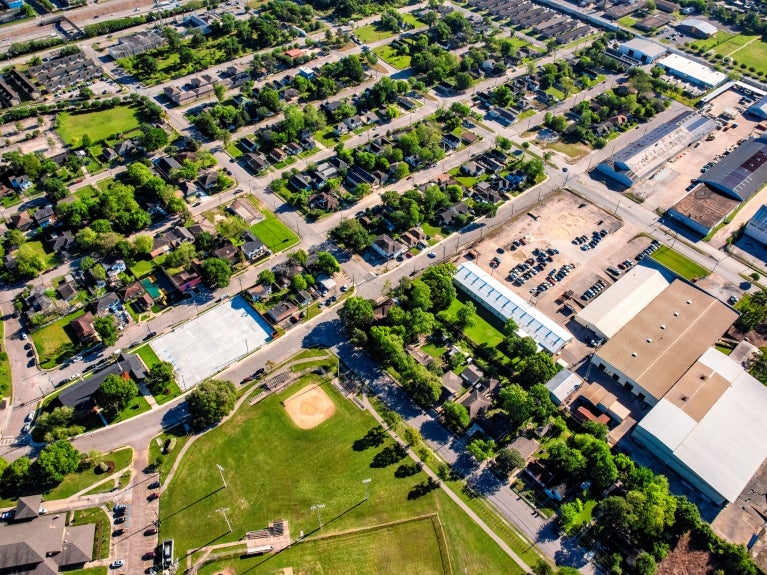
664, 360, 730, 422
669, 185, 739, 231
595, 279, 738, 401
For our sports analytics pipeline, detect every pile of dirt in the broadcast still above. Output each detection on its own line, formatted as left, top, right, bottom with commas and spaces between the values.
656, 533, 716, 575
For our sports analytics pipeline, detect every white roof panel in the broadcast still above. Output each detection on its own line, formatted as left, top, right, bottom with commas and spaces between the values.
659, 54, 727, 88
454, 262, 573, 353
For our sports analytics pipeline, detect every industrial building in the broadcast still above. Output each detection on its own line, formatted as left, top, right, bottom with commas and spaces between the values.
575, 263, 674, 341
657, 54, 727, 89
747, 95, 767, 120
745, 204, 767, 245
676, 18, 718, 38
108, 30, 166, 60
596, 111, 717, 187
666, 184, 740, 235
634, 347, 767, 504
618, 38, 667, 65
591, 279, 738, 406
453, 262, 572, 353
698, 135, 767, 200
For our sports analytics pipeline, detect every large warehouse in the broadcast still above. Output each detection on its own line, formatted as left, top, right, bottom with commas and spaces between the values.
634, 347, 767, 504
592, 279, 738, 405
698, 135, 767, 201
575, 263, 673, 340
745, 204, 767, 245
657, 54, 727, 89
666, 184, 741, 235
453, 262, 572, 353
596, 111, 718, 187
618, 38, 667, 64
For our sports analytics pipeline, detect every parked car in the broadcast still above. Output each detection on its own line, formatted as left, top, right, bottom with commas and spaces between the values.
142, 552, 155, 560
144, 528, 158, 536
111, 560, 125, 569
148, 481, 161, 489
147, 492, 159, 501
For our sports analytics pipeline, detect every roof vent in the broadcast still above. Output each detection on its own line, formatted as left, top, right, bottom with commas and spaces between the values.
660, 325, 666, 329
686, 300, 692, 304
646, 338, 652, 343
681, 395, 688, 402
674, 312, 679, 317
632, 352, 637, 357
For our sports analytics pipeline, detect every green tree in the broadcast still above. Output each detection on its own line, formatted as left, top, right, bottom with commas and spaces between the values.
213, 83, 226, 102
165, 242, 197, 270
15, 244, 46, 277
93, 315, 118, 346
216, 216, 248, 242
315, 251, 340, 275
146, 361, 175, 390
187, 379, 236, 427
339, 297, 375, 336
201, 257, 232, 288
333, 218, 372, 251
467, 437, 496, 461
33, 441, 80, 487
495, 448, 525, 474
441, 401, 470, 431
139, 125, 169, 152
420, 263, 456, 312
96, 373, 138, 414
258, 269, 276, 285
518, 353, 558, 386
1, 456, 30, 494
456, 300, 476, 329
132, 235, 154, 256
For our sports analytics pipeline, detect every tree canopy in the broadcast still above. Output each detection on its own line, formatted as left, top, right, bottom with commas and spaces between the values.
188, 379, 236, 427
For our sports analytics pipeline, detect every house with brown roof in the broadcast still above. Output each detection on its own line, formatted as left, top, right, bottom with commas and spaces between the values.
266, 301, 298, 324
214, 243, 240, 264
308, 191, 340, 211
372, 234, 404, 260
69, 312, 97, 343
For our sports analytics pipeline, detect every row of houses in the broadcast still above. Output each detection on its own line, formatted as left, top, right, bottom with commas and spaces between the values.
469, 0, 591, 44
28, 51, 101, 93
164, 64, 249, 106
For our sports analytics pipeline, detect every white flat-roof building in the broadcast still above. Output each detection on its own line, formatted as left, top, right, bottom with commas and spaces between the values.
677, 18, 718, 38
634, 347, 767, 504
745, 204, 767, 245
453, 262, 572, 353
658, 54, 727, 89
575, 263, 673, 340
618, 38, 667, 64
545, 370, 583, 405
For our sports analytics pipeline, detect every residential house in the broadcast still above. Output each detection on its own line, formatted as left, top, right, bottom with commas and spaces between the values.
102, 148, 119, 162
308, 191, 339, 211
150, 235, 172, 258
244, 152, 269, 174
167, 266, 202, 293
46, 229, 75, 255
165, 226, 195, 247
441, 371, 463, 399
461, 131, 478, 145
289, 173, 313, 193
10, 175, 32, 191
343, 115, 364, 131
242, 231, 268, 260
269, 148, 287, 164
298, 129, 315, 150
294, 289, 313, 308
118, 281, 147, 303
32, 205, 55, 228
460, 364, 484, 386
197, 171, 219, 191
442, 133, 461, 151
70, 311, 97, 343
346, 166, 379, 188
284, 48, 305, 59
133, 292, 154, 311
89, 292, 120, 315
266, 300, 298, 324
400, 227, 427, 248
286, 141, 303, 156
57, 279, 79, 303
373, 298, 396, 321
214, 243, 240, 264
56, 353, 147, 410
461, 161, 484, 177
437, 201, 470, 226
372, 234, 404, 260
282, 88, 300, 102
106, 260, 127, 278
240, 136, 259, 153
247, 282, 272, 301
592, 121, 614, 137
154, 156, 182, 180
473, 182, 503, 204
26, 287, 54, 314
115, 139, 138, 157
334, 122, 349, 137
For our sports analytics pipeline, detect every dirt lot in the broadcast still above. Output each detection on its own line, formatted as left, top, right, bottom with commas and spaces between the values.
469, 190, 662, 366
0, 116, 65, 156
640, 87, 760, 218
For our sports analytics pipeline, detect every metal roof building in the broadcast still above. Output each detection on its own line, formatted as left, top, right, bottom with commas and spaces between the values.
677, 18, 718, 38
657, 54, 727, 88
745, 204, 767, 245
453, 262, 573, 353
699, 136, 767, 201
634, 347, 767, 504
618, 38, 667, 64
596, 111, 717, 187
575, 263, 673, 340
747, 95, 767, 120
592, 279, 738, 406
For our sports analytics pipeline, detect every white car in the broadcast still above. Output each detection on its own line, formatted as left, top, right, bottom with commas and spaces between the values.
25, 411, 35, 422
38, 508, 47, 515
20, 332, 27, 340
111, 560, 125, 569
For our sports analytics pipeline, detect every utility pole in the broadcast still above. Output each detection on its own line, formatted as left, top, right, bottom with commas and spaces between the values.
216, 507, 232, 533
216, 464, 227, 488
310, 503, 325, 528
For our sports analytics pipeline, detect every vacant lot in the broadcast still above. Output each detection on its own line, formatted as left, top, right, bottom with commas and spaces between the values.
32, 310, 84, 368
249, 201, 299, 252
57, 105, 141, 146
161, 374, 523, 574
373, 44, 412, 70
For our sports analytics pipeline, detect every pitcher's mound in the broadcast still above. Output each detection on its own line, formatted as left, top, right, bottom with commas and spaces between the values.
284, 384, 335, 429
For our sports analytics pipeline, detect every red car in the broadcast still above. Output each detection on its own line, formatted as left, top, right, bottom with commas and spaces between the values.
147, 492, 159, 501
142, 552, 155, 560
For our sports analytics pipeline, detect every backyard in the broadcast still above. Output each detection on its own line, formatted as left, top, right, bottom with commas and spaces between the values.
56, 105, 142, 147
160, 373, 523, 574
444, 298, 504, 348
373, 44, 412, 70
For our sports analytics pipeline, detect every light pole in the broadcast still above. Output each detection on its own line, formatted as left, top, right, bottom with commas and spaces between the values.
216, 464, 227, 488
216, 507, 232, 533
310, 503, 325, 528
362, 478, 372, 500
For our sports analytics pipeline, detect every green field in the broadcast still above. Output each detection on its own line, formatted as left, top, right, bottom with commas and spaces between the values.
690, 32, 767, 74
149, 427, 190, 481
0, 320, 10, 401
161, 374, 522, 574
32, 309, 84, 368
112, 395, 151, 423
650, 245, 709, 280
249, 200, 299, 252
199, 516, 448, 575
135, 344, 161, 368
61, 566, 107, 575
129, 259, 155, 279
374, 44, 412, 70
46, 447, 134, 500
57, 106, 142, 147
444, 299, 504, 348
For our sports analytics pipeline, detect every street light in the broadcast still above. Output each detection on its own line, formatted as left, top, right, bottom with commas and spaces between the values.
310, 503, 325, 528
362, 478, 372, 500
216, 464, 227, 489
216, 507, 232, 533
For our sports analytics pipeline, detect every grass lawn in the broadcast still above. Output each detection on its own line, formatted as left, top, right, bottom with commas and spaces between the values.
151, 379, 183, 405
616, 15, 637, 27
62, 567, 107, 575
46, 447, 134, 500
148, 427, 191, 482
57, 105, 142, 147
421, 343, 446, 360
355, 23, 395, 43
96, 177, 114, 193
74, 185, 99, 201
70, 507, 111, 560
650, 245, 709, 280
728, 37, 767, 74
199, 516, 447, 575
547, 140, 590, 160
111, 395, 151, 424
226, 142, 245, 159
421, 222, 444, 241
161, 374, 522, 574
0, 320, 10, 401
32, 309, 84, 368
129, 258, 155, 279
135, 344, 161, 369
373, 44, 412, 70
26, 240, 58, 270
444, 299, 504, 348
249, 204, 299, 252
316, 126, 350, 148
